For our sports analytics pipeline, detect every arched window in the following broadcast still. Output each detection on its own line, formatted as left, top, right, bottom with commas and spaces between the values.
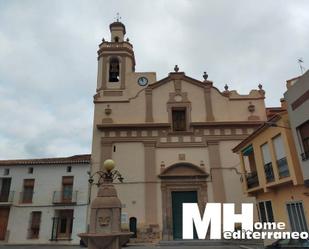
114, 36, 119, 42
109, 57, 120, 82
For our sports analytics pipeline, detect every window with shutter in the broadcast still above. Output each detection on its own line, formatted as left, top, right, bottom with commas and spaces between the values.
261, 143, 275, 182
272, 135, 289, 178
22, 179, 34, 203
172, 109, 186, 131
62, 176, 73, 202
298, 121, 309, 161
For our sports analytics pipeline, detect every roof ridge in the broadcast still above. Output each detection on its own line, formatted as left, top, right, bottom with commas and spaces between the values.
0, 154, 91, 166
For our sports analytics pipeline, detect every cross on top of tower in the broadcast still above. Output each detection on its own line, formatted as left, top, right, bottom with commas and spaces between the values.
109, 14, 126, 41
115, 12, 121, 22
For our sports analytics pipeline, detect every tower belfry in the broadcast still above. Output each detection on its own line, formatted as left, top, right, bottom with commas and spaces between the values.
96, 20, 135, 91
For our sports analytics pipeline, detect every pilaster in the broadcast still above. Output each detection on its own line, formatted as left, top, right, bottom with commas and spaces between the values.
204, 87, 215, 121
144, 141, 157, 224
207, 141, 226, 202
145, 88, 154, 122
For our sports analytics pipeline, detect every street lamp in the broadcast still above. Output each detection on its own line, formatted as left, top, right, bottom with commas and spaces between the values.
88, 159, 124, 186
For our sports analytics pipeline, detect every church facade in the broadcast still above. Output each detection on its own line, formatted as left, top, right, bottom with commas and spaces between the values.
90, 21, 267, 241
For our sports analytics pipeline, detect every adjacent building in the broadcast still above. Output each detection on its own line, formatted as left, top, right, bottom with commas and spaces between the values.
232, 111, 309, 233
284, 70, 309, 186
90, 21, 268, 241
0, 154, 90, 245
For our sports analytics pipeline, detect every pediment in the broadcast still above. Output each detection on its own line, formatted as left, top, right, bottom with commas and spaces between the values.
159, 162, 208, 179
148, 72, 213, 90
147, 72, 265, 101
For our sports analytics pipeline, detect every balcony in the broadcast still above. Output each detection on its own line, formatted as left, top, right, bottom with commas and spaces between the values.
264, 162, 275, 182
52, 191, 77, 205
301, 151, 309, 161
0, 191, 14, 204
246, 171, 259, 189
277, 157, 290, 178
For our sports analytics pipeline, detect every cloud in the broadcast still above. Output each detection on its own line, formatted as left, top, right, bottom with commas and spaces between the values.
0, 0, 308, 158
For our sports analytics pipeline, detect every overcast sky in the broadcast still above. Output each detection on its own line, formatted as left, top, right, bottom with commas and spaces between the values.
0, 0, 308, 159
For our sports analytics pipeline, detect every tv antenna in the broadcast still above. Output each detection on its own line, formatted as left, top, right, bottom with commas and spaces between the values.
297, 58, 305, 74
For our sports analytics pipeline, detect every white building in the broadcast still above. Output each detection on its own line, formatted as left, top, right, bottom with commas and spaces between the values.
284, 71, 309, 186
0, 154, 90, 245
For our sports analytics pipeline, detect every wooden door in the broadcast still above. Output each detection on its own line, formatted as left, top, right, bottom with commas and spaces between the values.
129, 217, 137, 238
171, 191, 198, 240
57, 210, 73, 239
0, 208, 10, 240
62, 177, 73, 203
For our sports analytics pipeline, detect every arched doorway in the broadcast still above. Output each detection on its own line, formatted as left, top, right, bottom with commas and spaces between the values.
159, 163, 208, 240
129, 217, 137, 238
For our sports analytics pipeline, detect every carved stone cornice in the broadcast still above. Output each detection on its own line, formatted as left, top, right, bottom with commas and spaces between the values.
97, 123, 170, 130
191, 121, 263, 127
207, 140, 219, 146
143, 141, 156, 147
97, 121, 262, 130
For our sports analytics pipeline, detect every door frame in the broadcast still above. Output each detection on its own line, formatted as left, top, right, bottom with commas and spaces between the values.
129, 217, 137, 238
159, 163, 208, 241
56, 210, 74, 239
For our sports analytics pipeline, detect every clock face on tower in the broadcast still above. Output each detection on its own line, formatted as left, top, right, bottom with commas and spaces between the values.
137, 76, 148, 86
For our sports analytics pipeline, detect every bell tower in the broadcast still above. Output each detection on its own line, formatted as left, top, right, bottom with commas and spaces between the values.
96, 20, 135, 91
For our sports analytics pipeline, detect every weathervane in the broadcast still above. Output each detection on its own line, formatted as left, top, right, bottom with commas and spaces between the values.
115, 12, 121, 22
297, 58, 305, 74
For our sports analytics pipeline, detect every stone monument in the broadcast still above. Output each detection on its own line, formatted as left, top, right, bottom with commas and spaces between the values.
79, 159, 132, 249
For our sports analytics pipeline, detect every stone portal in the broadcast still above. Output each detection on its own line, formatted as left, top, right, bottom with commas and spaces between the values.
159, 163, 208, 240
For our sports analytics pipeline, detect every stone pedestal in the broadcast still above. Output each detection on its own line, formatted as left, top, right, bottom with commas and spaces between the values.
79, 181, 132, 249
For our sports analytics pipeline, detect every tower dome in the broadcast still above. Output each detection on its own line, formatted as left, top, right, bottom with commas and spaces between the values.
109, 21, 126, 42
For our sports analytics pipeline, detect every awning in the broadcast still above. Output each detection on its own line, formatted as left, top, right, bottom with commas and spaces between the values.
242, 145, 253, 156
